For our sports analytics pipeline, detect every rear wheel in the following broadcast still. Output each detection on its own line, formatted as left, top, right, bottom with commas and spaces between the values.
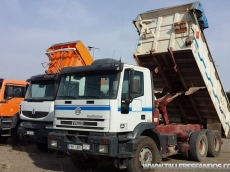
127, 136, 158, 172
179, 150, 190, 160
188, 131, 208, 162
36, 143, 49, 152
71, 157, 98, 170
207, 130, 221, 157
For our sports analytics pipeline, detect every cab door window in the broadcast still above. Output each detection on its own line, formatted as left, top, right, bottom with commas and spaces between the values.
132, 71, 144, 98
121, 70, 144, 99
4, 85, 26, 99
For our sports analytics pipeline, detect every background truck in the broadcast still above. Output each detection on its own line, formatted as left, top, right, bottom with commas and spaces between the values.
18, 40, 94, 151
47, 1, 230, 171
0, 79, 27, 144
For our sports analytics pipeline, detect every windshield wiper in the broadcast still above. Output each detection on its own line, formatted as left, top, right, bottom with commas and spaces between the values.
57, 96, 78, 100
25, 98, 54, 102
25, 99, 43, 102
78, 96, 100, 99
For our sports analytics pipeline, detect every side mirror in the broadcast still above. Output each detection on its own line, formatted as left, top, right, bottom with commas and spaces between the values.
7, 86, 13, 96
121, 99, 130, 114
4, 86, 13, 100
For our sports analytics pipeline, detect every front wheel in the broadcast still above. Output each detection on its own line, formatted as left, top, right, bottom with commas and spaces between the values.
127, 136, 159, 172
11, 127, 20, 146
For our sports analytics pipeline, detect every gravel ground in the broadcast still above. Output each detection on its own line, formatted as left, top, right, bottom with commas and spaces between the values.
0, 138, 230, 172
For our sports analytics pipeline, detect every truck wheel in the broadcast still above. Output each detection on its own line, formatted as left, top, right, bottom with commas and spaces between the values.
207, 130, 221, 157
11, 128, 20, 146
0, 136, 8, 144
71, 157, 98, 170
180, 150, 190, 160
36, 143, 49, 152
127, 136, 158, 172
188, 131, 208, 162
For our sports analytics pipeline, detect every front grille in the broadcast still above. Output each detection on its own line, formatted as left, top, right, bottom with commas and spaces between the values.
22, 111, 49, 118
56, 125, 104, 130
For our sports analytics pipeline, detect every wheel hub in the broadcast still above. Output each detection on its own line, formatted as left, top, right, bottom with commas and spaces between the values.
139, 147, 152, 164
214, 137, 220, 151
199, 139, 206, 155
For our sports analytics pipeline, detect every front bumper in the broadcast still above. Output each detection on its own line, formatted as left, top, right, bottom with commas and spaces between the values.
48, 132, 136, 158
17, 122, 53, 144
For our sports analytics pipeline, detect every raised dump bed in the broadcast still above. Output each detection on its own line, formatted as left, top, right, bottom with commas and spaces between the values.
133, 1, 230, 138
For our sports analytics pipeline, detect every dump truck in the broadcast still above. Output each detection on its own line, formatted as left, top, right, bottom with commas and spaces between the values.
0, 79, 27, 144
18, 41, 94, 151
47, 2, 230, 171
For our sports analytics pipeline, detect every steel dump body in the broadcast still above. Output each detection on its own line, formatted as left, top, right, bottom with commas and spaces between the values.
133, 2, 230, 138
44, 40, 93, 74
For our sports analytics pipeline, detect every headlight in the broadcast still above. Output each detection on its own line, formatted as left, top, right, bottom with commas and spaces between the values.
20, 122, 31, 127
20, 122, 24, 127
98, 145, 108, 154
45, 125, 53, 129
49, 140, 58, 148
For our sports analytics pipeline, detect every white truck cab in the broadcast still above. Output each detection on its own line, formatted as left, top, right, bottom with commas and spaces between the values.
53, 59, 153, 133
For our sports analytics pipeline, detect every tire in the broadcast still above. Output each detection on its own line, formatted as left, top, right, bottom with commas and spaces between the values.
127, 136, 159, 172
207, 130, 221, 157
0, 136, 8, 144
11, 128, 20, 146
18, 135, 30, 146
36, 143, 49, 152
188, 131, 208, 162
180, 150, 190, 160
71, 157, 98, 170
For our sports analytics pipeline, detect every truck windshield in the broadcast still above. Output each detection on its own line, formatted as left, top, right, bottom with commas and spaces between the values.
24, 81, 56, 101
56, 72, 120, 100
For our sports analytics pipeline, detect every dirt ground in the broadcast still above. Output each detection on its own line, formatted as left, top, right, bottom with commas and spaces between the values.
0, 138, 230, 172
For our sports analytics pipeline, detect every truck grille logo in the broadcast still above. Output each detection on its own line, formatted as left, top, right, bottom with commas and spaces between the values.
75, 107, 81, 115
72, 121, 84, 126
32, 109, 35, 115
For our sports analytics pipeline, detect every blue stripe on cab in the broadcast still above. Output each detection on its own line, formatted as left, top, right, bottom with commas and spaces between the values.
55, 106, 110, 111
117, 107, 152, 112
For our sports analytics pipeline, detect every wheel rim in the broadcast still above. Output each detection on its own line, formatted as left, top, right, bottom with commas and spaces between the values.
214, 137, 220, 151
139, 146, 153, 165
198, 139, 206, 156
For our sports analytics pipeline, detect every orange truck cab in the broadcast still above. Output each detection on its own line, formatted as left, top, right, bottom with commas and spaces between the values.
0, 79, 27, 144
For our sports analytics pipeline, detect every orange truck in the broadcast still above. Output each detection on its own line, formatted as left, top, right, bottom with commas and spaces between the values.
0, 79, 27, 144
18, 40, 93, 151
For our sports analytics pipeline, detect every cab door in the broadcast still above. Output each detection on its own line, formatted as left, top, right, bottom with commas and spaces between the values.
118, 68, 146, 131
1, 84, 26, 117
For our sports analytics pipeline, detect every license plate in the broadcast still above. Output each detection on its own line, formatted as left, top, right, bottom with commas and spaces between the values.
83, 144, 90, 150
67, 144, 83, 150
26, 131, 34, 135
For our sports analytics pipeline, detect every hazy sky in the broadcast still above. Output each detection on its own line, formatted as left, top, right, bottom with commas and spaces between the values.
1, 1, 230, 90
